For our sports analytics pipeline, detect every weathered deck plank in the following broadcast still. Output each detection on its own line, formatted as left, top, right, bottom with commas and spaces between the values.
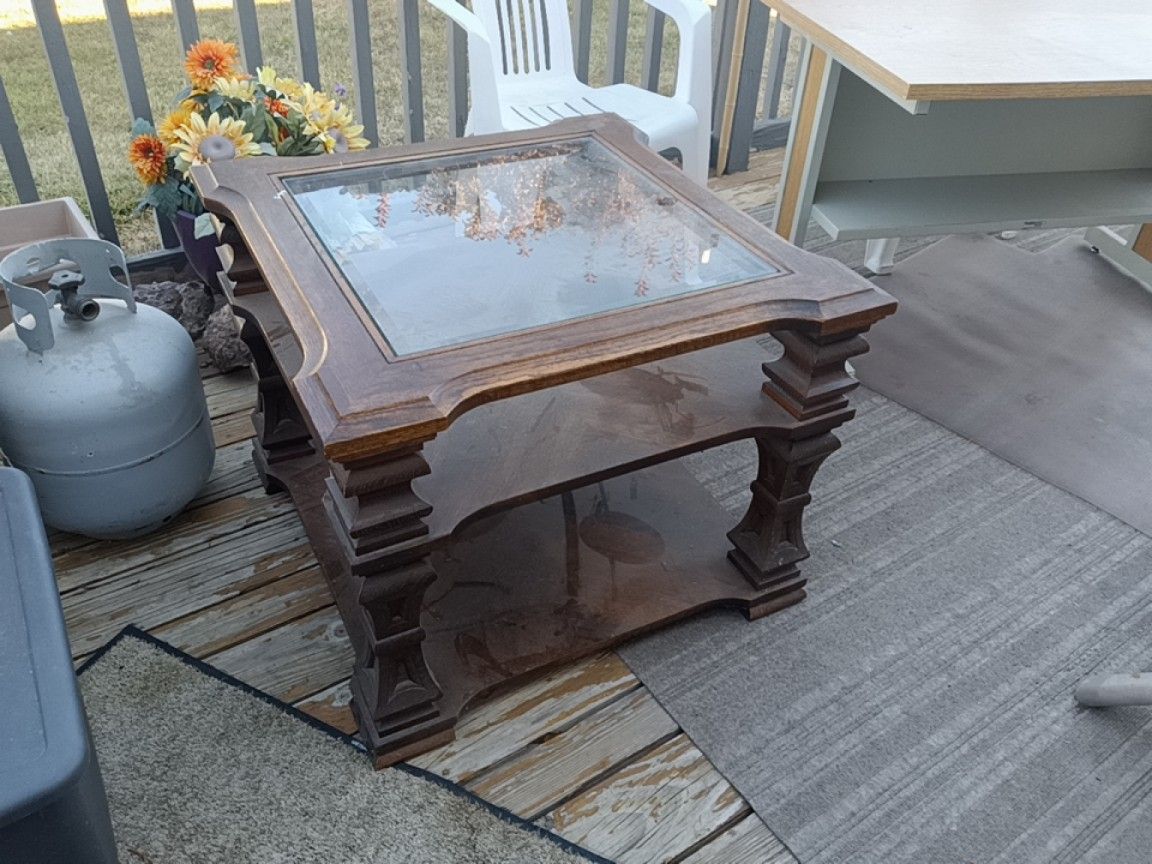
680, 813, 796, 864
214, 410, 258, 448
54, 488, 300, 595
202, 367, 254, 400
193, 439, 265, 504
409, 652, 640, 783
206, 605, 353, 703
152, 564, 331, 657
541, 734, 749, 863
63, 518, 312, 655
205, 378, 261, 419
709, 148, 785, 212
295, 679, 359, 733
466, 688, 679, 820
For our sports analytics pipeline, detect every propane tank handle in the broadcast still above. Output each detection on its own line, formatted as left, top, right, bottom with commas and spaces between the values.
0, 238, 135, 354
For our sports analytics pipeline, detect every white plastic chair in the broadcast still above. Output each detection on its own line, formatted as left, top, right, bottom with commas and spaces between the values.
425, 0, 713, 184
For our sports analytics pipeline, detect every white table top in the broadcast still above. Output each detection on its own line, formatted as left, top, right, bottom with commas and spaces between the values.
767, 0, 1152, 100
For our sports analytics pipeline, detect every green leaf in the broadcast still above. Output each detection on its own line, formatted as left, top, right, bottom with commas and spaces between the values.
137, 188, 159, 212
277, 135, 319, 157
151, 181, 183, 220
246, 108, 270, 143
207, 93, 225, 113
259, 142, 278, 156
131, 117, 156, 137
193, 212, 216, 239
220, 98, 242, 118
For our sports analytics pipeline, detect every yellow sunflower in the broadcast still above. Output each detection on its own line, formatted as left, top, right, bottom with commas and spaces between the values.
185, 39, 239, 91
256, 66, 279, 89
172, 112, 262, 174
213, 75, 255, 100
317, 103, 369, 153
292, 83, 338, 135
256, 66, 304, 101
157, 102, 196, 147
128, 134, 168, 185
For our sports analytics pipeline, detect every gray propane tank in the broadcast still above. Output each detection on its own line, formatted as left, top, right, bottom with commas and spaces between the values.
0, 238, 215, 539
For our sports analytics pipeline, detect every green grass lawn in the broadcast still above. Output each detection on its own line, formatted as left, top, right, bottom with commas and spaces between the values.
0, 0, 680, 254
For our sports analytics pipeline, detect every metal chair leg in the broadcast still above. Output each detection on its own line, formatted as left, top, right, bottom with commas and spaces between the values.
1075, 672, 1152, 707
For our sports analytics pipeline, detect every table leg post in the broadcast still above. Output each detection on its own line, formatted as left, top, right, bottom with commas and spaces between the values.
323, 446, 454, 765
728, 329, 869, 616
864, 237, 900, 275
233, 307, 313, 494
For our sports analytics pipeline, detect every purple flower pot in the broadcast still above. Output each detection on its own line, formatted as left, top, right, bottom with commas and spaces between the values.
173, 210, 222, 293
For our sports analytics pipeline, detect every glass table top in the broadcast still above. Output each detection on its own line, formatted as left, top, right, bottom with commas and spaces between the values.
284, 137, 780, 356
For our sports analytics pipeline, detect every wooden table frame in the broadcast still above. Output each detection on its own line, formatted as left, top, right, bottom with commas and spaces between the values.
765, 0, 1152, 278
193, 115, 895, 765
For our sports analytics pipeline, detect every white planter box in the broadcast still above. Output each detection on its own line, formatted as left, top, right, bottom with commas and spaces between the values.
0, 198, 100, 327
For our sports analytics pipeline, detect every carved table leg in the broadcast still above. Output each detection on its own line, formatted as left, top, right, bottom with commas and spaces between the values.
214, 218, 313, 494
323, 446, 454, 765
233, 308, 313, 494
728, 329, 870, 619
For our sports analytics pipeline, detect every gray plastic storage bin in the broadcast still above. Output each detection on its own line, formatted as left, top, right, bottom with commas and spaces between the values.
0, 467, 118, 864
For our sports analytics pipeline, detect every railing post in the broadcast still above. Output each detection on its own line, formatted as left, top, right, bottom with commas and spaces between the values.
641, 9, 666, 92
292, 0, 322, 87
105, 0, 180, 248
725, 0, 770, 173
606, 0, 630, 84
572, 0, 594, 83
397, 0, 426, 143
0, 78, 38, 205
761, 18, 790, 119
447, 0, 469, 136
710, 0, 739, 168
30, 0, 119, 244
233, 0, 264, 71
170, 0, 200, 51
346, 0, 380, 146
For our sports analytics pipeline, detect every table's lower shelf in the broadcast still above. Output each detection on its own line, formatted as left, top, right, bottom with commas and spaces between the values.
275, 446, 801, 761
419, 336, 797, 540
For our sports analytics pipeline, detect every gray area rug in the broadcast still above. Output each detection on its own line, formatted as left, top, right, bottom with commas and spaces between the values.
853, 234, 1152, 536
619, 388, 1152, 863
78, 631, 606, 864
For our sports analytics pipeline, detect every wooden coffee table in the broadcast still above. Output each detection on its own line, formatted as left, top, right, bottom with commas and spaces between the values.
192, 115, 895, 765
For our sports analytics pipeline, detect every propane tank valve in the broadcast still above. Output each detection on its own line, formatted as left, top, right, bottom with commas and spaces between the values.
48, 270, 101, 322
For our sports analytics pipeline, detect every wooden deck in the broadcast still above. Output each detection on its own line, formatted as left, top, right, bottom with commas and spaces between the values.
56, 155, 796, 864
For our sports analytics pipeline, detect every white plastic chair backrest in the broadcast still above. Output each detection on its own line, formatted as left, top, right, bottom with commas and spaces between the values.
469, 0, 576, 84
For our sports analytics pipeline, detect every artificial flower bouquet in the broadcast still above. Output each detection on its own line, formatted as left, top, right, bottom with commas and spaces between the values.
129, 39, 368, 239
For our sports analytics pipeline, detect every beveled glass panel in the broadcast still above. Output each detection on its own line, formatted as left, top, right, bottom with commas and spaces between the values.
285, 137, 779, 355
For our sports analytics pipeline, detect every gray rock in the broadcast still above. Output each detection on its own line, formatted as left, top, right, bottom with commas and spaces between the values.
131, 280, 181, 319
202, 305, 252, 373
177, 281, 215, 339
132, 280, 214, 340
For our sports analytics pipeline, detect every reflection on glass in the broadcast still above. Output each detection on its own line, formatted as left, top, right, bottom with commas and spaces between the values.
285, 138, 779, 355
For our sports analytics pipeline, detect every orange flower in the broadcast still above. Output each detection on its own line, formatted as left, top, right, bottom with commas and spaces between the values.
266, 97, 289, 118
128, 134, 168, 185
184, 39, 239, 91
